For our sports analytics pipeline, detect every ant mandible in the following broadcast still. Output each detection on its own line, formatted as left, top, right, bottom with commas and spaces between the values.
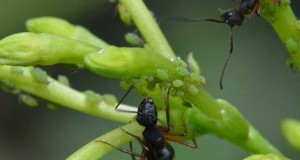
97, 86, 197, 159
169, 0, 280, 89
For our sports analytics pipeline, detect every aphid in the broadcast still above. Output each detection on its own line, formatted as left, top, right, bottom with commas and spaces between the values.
168, 0, 280, 89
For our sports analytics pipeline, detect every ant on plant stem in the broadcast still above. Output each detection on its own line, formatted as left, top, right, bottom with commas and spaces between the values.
97, 86, 197, 159
168, 0, 280, 89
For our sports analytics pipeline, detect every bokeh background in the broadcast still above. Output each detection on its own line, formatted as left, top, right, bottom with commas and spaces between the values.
1, 0, 300, 159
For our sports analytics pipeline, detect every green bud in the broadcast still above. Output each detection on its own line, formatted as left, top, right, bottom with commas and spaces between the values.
281, 119, 300, 151
244, 154, 289, 160
19, 94, 39, 108
84, 46, 175, 78
0, 32, 100, 66
117, 4, 133, 26
216, 99, 249, 139
26, 17, 109, 48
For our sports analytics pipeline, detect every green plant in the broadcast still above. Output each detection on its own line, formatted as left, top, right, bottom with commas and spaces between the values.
0, 0, 299, 159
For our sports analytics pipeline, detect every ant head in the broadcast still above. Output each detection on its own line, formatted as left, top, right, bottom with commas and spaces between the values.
221, 9, 245, 27
136, 97, 158, 127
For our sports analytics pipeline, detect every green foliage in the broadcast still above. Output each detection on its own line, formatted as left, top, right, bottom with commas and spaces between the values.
0, 0, 299, 159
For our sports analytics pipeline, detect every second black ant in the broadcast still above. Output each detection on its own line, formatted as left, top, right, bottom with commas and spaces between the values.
97, 86, 197, 159
168, 0, 280, 89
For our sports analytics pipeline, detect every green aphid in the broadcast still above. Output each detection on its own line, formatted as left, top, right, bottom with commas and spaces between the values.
144, 76, 154, 82
58, 75, 70, 87
31, 67, 49, 84
11, 66, 24, 75
173, 79, 184, 88
120, 80, 132, 90
173, 58, 187, 67
83, 90, 102, 106
19, 94, 39, 108
285, 56, 297, 72
187, 53, 200, 75
47, 103, 61, 110
1, 78, 15, 88
133, 78, 148, 91
11, 89, 21, 95
286, 39, 298, 54
190, 73, 206, 86
176, 66, 189, 76
156, 69, 169, 81
188, 84, 199, 96
103, 94, 117, 106
125, 32, 144, 47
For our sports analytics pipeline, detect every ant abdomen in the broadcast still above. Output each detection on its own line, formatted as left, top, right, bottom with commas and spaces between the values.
239, 0, 258, 15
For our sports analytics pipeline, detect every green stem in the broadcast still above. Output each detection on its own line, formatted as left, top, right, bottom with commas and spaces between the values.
0, 65, 135, 123
119, 0, 175, 59
67, 122, 144, 160
262, 0, 300, 68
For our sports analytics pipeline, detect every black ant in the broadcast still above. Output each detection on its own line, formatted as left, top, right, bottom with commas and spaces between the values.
168, 0, 280, 89
97, 86, 197, 159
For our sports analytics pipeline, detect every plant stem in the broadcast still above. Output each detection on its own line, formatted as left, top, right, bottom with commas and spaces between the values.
0, 65, 135, 123
262, 0, 300, 68
119, 0, 175, 59
67, 122, 144, 160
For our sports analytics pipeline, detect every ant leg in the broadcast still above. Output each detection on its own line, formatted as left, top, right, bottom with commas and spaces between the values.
271, 0, 281, 5
219, 27, 234, 90
120, 128, 150, 152
129, 141, 136, 160
96, 140, 143, 157
164, 136, 197, 148
255, 0, 262, 15
165, 112, 198, 148
164, 86, 172, 132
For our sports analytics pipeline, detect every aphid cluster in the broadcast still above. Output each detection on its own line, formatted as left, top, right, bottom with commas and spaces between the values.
169, 0, 280, 89
98, 87, 197, 159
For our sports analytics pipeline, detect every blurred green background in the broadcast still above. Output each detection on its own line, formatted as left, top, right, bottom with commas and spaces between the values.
1, 0, 300, 159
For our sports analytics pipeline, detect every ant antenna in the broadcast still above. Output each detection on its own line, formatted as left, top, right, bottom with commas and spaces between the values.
165, 16, 225, 24
219, 26, 234, 89
115, 85, 137, 113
